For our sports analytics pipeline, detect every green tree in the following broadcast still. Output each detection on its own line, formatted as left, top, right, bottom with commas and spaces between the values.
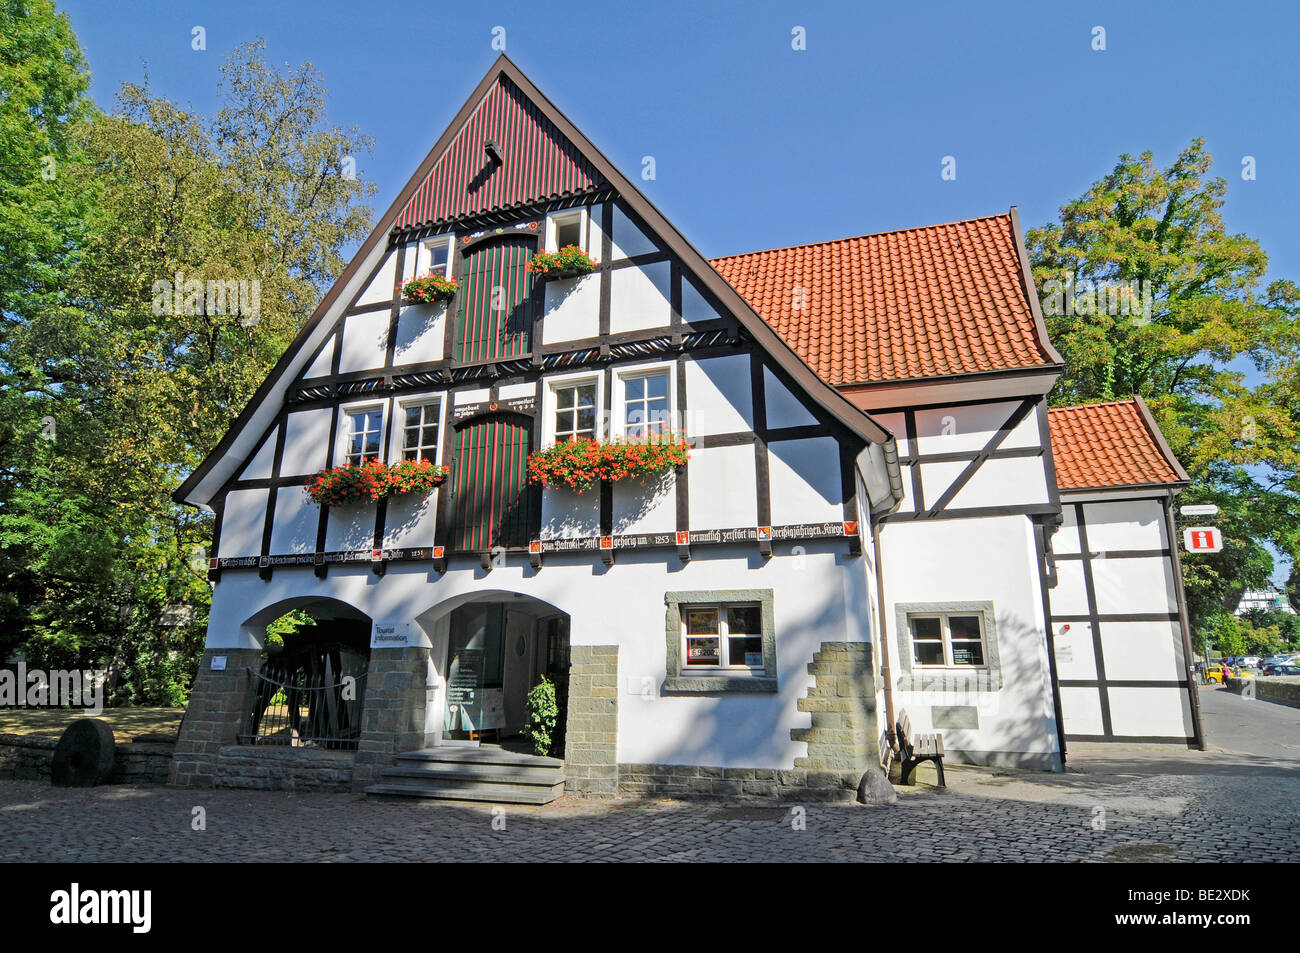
0, 31, 376, 703
1027, 139, 1299, 632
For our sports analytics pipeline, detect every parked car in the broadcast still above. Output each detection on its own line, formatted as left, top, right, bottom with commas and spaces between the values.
1240, 656, 1261, 668
1204, 664, 1230, 684
1268, 664, 1300, 677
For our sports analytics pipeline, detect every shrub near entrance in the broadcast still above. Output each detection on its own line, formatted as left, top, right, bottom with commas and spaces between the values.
524, 676, 559, 757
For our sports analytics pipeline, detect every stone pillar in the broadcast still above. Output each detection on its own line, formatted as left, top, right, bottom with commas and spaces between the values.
792, 642, 881, 779
351, 645, 435, 792
171, 648, 263, 788
562, 644, 619, 796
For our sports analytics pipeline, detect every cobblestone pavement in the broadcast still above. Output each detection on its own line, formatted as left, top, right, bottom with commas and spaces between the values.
1, 685, 1293, 863
0, 765, 1294, 862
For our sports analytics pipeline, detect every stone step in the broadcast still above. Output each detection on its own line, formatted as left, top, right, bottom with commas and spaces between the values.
380, 763, 564, 786
395, 746, 564, 769
366, 779, 564, 805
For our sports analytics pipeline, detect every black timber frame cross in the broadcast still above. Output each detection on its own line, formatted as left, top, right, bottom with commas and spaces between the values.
923, 398, 1040, 519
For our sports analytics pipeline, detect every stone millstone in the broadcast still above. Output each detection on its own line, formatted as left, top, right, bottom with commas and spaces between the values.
51, 718, 117, 787
856, 766, 898, 806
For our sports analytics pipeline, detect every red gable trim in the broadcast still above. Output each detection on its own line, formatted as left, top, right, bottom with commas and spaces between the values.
394, 75, 602, 230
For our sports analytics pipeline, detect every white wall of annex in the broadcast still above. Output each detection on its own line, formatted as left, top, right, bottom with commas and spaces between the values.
1080, 499, 1168, 552
878, 515, 1059, 766
913, 401, 1040, 455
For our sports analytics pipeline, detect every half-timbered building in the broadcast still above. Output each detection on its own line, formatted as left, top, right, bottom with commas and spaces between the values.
170, 56, 1201, 802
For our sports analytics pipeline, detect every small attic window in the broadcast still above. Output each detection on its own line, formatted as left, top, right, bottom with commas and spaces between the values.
420, 236, 452, 277
547, 209, 586, 253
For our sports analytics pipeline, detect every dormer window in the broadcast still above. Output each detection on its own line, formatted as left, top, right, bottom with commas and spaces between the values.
546, 209, 587, 253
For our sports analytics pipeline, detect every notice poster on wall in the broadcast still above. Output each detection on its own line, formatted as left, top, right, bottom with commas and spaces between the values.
445, 647, 484, 732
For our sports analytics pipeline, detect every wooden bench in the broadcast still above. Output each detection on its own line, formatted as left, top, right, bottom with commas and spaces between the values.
893, 708, 945, 787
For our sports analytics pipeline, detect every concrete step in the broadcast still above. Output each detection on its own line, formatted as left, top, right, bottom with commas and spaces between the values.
380, 763, 564, 786
366, 779, 564, 805
395, 746, 564, 769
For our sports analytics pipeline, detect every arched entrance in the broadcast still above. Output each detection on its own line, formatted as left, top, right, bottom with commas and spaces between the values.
420, 591, 570, 755
240, 598, 373, 750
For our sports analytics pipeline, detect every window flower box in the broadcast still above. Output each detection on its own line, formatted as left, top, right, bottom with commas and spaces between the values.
306, 458, 449, 506
527, 434, 689, 493
399, 271, 458, 303
526, 245, 599, 280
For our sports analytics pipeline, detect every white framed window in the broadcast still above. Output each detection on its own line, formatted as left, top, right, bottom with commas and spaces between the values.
337, 402, 386, 466
614, 363, 673, 438
907, 612, 986, 667
541, 371, 604, 447
419, 235, 454, 277
545, 208, 588, 254
681, 603, 765, 674
394, 397, 443, 463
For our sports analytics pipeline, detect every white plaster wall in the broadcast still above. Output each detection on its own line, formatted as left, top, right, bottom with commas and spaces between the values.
540, 487, 600, 539
921, 455, 1050, 510
1090, 557, 1178, 614
338, 311, 390, 374
681, 279, 717, 324
218, 489, 269, 558
269, 490, 319, 554
1108, 687, 1193, 737
325, 502, 377, 552
684, 354, 752, 436
610, 261, 672, 333
1081, 499, 1168, 551
1051, 620, 1098, 679
239, 430, 278, 481
497, 382, 535, 401
1053, 507, 1082, 554
280, 409, 333, 477
202, 541, 866, 770
354, 251, 398, 307
301, 338, 335, 380
1051, 561, 1090, 616
768, 437, 841, 525
383, 491, 438, 548
454, 388, 490, 405
1060, 686, 1105, 735
914, 402, 1040, 455
393, 303, 446, 365
763, 367, 818, 430
609, 205, 658, 260
878, 515, 1059, 765
1100, 621, 1183, 680
688, 445, 757, 529
541, 273, 600, 344
612, 474, 676, 535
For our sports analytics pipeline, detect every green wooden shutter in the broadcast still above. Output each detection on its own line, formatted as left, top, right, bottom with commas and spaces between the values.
451, 414, 533, 551
456, 237, 533, 362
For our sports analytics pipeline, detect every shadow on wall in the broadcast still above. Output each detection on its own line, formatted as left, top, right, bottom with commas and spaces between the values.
900, 610, 1059, 766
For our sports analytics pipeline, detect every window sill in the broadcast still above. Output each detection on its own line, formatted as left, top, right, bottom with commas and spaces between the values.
664, 675, 777, 694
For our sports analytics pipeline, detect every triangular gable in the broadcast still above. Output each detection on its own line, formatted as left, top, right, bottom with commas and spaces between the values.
175, 55, 900, 510
394, 75, 603, 230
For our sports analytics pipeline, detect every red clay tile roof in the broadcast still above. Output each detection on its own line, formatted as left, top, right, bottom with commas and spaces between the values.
1048, 399, 1188, 490
710, 213, 1058, 386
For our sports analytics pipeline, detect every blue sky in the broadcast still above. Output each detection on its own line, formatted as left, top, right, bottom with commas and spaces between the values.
60, 0, 1298, 582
